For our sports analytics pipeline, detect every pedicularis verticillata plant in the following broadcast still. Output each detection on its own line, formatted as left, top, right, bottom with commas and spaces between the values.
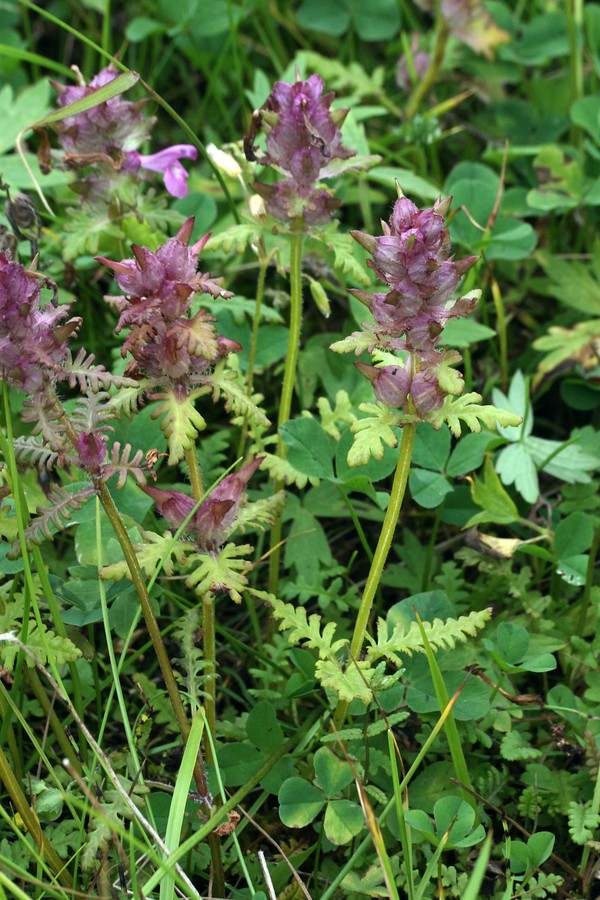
267, 191, 520, 726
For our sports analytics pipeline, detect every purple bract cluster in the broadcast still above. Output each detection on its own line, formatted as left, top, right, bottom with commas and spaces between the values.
97, 218, 239, 383
0, 252, 80, 392
347, 196, 478, 415
249, 74, 355, 226
52, 66, 197, 199
142, 456, 263, 553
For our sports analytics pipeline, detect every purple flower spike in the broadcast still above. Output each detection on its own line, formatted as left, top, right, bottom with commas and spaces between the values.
247, 73, 354, 226
52, 65, 152, 160
97, 218, 237, 382
337, 193, 481, 421
126, 145, 198, 198
143, 457, 264, 552
0, 252, 80, 392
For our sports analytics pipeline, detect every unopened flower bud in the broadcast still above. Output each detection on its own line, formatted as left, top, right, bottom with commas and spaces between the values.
206, 143, 242, 179
249, 193, 267, 221
4, 193, 41, 243
309, 280, 331, 318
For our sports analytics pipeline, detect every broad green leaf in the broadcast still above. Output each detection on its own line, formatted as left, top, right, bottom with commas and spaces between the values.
280, 417, 335, 480
526, 831, 555, 867
447, 432, 497, 476
409, 469, 453, 509
441, 318, 496, 348
433, 797, 485, 849
314, 746, 354, 798
492, 369, 532, 438
412, 423, 451, 471
0, 80, 51, 154
278, 777, 324, 827
495, 442, 539, 503
554, 512, 594, 558
246, 701, 284, 753
323, 799, 364, 844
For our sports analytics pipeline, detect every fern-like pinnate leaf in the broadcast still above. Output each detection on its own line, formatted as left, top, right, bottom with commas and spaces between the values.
260, 452, 321, 488
206, 224, 257, 255
70, 391, 115, 435
348, 403, 400, 466
268, 595, 347, 658
324, 229, 372, 286
172, 609, 211, 705
185, 543, 254, 603
100, 531, 195, 581
427, 393, 522, 437
153, 389, 208, 465
316, 658, 377, 704
13, 436, 64, 471
210, 360, 270, 428
369, 608, 492, 665
330, 331, 378, 356
63, 348, 138, 392
104, 442, 148, 488
567, 801, 600, 845
316, 390, 357, 439
0, 602, 81, 670
109, 381, 153, 417
21, 391, 69, 449
14, 485, 94, 552
234, 492, 286, 534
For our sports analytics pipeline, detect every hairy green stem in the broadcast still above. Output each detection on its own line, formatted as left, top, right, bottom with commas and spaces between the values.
268, 231, 304, 596
405, 12, 449, 120
185, 446, 226, 893
238, 251, 270, 458
333, 422, 416, 729
202, 594, 217, 758
185, 445, 204, 499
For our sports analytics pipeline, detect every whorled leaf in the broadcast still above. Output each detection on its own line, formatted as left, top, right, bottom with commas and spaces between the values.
268, 595, 347, 659
260, 452, 321, 489
104, 441, 148, 488
100, 530, 195, 581
63, 347, 138, 392
185, 542, 254, 603
233, 491, 286, 534
12, 436, 65, 471
152, 389, 208, 465
347, 403, 401, 466
426, 393, 522, 437
10, 484, 94, 554
210, 360, 270, 429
